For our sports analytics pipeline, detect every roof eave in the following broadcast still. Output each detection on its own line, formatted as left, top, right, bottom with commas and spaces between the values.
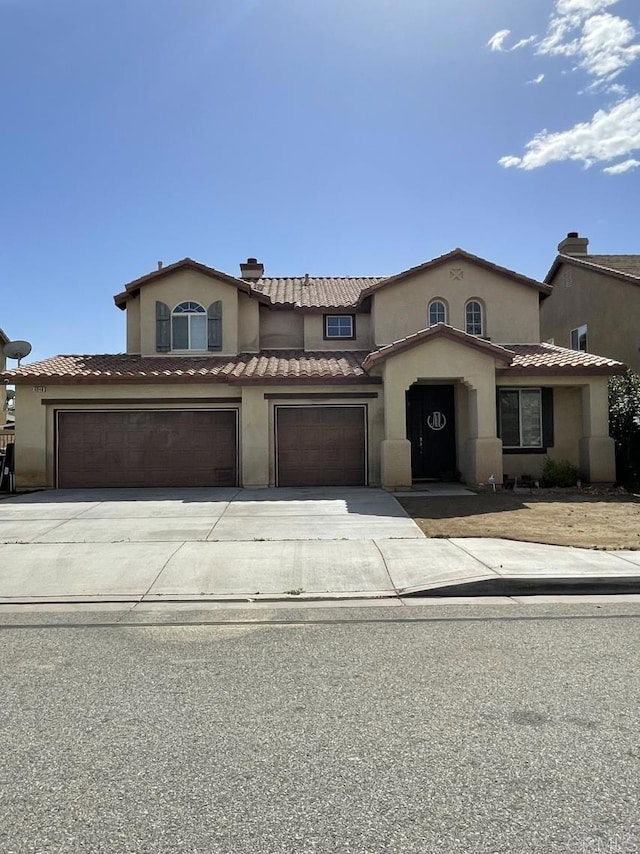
114, 258, 273, 308
357, 248, 552, 305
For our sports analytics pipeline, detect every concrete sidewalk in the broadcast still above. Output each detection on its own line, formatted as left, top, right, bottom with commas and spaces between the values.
1, 488, 639, 603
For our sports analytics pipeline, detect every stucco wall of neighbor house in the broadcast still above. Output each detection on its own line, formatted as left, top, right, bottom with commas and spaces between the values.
378, 336, 503, 488
138, 270, 240, 356
303, 312, 372, 351
13, 382, 383, 489
540, 265, 640, 370
126, 294, 141, 353
238, 294, 260, 352
372, 260, 541, 347
497, 375, 616, 482
258, 307, 304, 349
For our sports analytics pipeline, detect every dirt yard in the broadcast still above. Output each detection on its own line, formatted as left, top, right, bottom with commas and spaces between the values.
398, 491, 640, 549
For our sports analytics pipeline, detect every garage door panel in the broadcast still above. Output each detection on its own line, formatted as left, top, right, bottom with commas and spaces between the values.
57, 410, 238, 488
277, 406, 366, 487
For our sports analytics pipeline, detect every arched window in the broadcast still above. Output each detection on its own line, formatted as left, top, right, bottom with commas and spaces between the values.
428, 299, 447, 326
172, 301, 207, 350
465, 300, 484, 336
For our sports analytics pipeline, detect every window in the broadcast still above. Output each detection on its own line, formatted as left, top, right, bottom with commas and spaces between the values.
324, 315, 355, 339
570, 324, 587, 352
465, 300, 484, 336
498, 388, 543, 449
428, 300, 447, 326
172, 301, 207, 351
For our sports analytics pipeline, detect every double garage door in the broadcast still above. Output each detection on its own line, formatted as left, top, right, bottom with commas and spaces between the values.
57, 410, 238, 489
56, 406, 367, 489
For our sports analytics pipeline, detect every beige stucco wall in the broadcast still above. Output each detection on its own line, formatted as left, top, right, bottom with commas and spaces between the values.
13, 382, 383, 489
137, 270, 240, 356
372, 260, 541, 346
126, 295, 141, 353
238, 295, 260, 352
259, 307, 304, 349
303, 313, 372, 351
541, 264, 640, 371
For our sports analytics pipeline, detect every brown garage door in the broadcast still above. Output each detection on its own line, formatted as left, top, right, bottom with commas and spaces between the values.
57, 410, 238, 488
276, 406, 366, 487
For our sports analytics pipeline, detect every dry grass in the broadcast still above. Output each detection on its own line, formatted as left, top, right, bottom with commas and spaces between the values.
398, 492, 640, 549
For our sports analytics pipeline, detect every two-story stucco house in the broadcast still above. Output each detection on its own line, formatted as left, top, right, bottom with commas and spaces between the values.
541, 232, 640, 372
3, 248, 625, 490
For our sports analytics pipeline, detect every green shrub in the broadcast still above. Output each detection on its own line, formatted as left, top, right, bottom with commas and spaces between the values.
541, 458, 580, 488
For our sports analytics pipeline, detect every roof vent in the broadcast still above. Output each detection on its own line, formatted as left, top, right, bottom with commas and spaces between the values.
303, 273, 309, 284
240, 257, 264, 280
558, 232, 589, 256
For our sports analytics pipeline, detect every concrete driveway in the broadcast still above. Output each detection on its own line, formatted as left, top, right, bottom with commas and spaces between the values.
1, 488, 639, 603
0, 487, 423, 543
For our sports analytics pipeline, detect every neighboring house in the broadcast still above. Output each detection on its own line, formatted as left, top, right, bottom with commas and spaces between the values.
2, 249, 625, 491
541, 232, 640, 372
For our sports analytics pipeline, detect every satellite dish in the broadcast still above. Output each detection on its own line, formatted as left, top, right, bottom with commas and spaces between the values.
3, 340, 32, 367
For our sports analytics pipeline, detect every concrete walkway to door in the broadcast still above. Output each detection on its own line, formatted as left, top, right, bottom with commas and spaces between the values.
0, 487, 639, 603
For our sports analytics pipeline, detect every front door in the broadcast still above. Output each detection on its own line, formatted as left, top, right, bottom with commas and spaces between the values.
406, 384, 456, 480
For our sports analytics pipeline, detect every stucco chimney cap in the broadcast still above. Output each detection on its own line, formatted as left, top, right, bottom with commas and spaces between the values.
240, 257, 264, 280
558, 232, 589, 256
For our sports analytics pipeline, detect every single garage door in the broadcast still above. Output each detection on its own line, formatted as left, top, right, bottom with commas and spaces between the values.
276, 406, 366, 487
57, 410, 238, 488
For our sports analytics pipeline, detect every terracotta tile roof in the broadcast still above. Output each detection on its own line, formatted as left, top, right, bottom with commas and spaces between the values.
498, 343, 626, 375
545, 253, 640, 285
252, 277, 384, 309
3, 351, 376, 385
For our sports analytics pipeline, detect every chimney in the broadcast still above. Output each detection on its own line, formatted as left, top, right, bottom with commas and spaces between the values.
240, 257, 264, 280
558, 232, 589, 256
157, 260, 163, 270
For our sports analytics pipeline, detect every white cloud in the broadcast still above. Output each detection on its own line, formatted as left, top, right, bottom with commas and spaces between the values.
578, 13, 640, 82
602, 157, 640, 173
511, 36, 537, 50
493, 0, 640, 171
487, 29, 511, 51
499, 94, 640, 171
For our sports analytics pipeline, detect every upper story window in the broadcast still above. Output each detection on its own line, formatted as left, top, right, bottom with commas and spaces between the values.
324, 315, 355, 339
428, 299, 447, 326
570, 324, 587, 352
155, 300, 222, 353
172, 302, 207, 351
465, 300, 484, 336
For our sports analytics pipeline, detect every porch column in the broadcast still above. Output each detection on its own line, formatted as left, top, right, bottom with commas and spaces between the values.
579, 379, 616, 482
465, 374, 503, 486
380, 380, 412, 491
240, 387, 270, 488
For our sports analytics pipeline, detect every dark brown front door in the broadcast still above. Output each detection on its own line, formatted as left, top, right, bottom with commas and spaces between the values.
57, 410, 238, 488
406, 385, 456, 480
276, 406, 366, 487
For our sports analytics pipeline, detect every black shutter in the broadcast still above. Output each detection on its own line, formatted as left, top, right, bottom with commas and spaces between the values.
208, 301, 222, 351
156, 301, 170, 352
542, 387, 554, 448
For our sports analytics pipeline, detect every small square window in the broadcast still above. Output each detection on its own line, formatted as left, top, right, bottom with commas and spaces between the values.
325, 315, 355, 339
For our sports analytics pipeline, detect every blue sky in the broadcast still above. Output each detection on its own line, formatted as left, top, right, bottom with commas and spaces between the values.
1, 0, 638, 362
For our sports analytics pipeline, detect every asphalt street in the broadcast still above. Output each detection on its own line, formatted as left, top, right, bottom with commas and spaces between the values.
2, 603, 640, 854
